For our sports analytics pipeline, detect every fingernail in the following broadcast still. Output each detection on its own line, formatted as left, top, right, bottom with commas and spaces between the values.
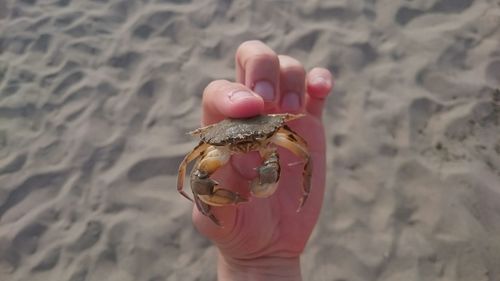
228, 90, 256, 102
253, 81, 275, 101
281, 92, 300, 111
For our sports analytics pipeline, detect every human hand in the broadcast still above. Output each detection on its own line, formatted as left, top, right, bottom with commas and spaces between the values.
191, 41, 333, 280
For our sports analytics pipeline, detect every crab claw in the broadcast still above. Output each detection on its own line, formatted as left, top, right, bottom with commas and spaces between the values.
191, 169, 247, 206
251, 148, 280, 198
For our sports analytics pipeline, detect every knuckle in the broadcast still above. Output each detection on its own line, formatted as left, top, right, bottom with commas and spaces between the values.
279, 55, 305, 75
203, 79, 230, 97
236, 41, 278, 68
237, 40, 266, 54
309, 67, 333, 80
244, 53, 280, 72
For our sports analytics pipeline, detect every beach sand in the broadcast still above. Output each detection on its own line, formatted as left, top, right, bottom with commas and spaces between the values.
0, 0, 499, 280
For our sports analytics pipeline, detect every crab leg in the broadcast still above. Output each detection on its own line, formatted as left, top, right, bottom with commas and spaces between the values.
270, 125, 312, 212
251, 146, 281, 198
177, 142, 210, 202
192, 146, 247, 206
193, 192, 222, 226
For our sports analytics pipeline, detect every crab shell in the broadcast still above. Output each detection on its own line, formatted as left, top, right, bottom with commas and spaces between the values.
189, 113, 305, 145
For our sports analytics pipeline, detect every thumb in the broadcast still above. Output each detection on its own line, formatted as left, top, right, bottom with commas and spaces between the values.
202, 80, 264, 125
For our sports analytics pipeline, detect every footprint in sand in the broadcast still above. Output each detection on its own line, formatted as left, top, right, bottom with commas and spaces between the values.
67, 220, 103, 252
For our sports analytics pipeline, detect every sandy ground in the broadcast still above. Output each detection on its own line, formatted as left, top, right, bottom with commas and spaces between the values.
0, 0, 499, 280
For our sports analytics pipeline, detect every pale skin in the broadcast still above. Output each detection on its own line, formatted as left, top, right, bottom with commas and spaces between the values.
192, 40, 333, 280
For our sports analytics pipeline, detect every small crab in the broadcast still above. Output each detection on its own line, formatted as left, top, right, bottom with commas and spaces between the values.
177, 113, 312, 225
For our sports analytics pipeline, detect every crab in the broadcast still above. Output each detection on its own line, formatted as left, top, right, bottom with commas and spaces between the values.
177, 113, 312, 225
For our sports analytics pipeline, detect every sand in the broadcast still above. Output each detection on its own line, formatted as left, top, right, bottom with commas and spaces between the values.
0, 0, 499, 280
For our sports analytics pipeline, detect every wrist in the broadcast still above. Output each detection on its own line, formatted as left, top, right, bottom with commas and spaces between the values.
217, 252, 302, 281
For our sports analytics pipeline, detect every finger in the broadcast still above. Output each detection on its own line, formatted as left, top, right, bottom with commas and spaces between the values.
305, 68, 333, 118
277, 55, 306, 113
202, 80, 264, 125
235, 40, 280, 108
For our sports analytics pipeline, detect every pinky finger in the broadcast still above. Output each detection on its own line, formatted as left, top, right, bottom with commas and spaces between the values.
305, 68, 333, 119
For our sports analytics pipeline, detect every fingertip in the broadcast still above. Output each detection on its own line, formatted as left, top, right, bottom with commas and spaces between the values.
305, 68, 334, 118
306, 68, 333, 99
